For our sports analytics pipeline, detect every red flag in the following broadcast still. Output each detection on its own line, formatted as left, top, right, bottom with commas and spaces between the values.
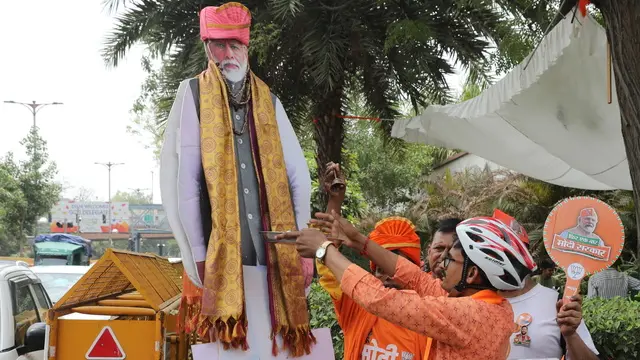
493, 209, 529, 245
578, 0, 590, 17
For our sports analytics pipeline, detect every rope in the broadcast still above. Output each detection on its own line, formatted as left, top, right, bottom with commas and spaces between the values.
312, 115, 407, 125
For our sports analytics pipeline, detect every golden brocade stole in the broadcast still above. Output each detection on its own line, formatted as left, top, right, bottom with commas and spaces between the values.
194, 60, 314, 356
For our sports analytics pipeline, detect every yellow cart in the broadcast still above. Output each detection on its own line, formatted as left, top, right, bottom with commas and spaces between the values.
46, 249, 189, 360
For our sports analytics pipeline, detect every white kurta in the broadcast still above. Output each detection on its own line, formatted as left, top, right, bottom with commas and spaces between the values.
159, 79, 312, 288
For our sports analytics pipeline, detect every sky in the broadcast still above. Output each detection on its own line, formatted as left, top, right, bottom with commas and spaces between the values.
0, 0, 154, 202
0, 0, 465, 206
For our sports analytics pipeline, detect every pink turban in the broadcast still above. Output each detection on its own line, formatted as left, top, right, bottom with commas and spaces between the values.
199, 3, 251, 46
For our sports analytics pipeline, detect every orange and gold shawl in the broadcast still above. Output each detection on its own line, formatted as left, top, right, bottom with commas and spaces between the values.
180, 60, 314, 356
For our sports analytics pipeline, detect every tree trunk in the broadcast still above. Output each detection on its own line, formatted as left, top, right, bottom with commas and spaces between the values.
18, 224, 24, 257
597, 0, 640, 257
313, 92, 345, 207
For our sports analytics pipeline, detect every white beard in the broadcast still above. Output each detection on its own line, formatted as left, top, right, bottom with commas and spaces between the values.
220, 59, 247, 83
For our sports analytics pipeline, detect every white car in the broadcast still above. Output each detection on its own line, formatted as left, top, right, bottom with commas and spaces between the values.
0, 262, 50, 360
30, 265, 90, 305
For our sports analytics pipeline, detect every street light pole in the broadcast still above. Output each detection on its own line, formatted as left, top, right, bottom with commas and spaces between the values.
4, 100, 63, 245
3, 100, 63, 129
95, 162, 124, 245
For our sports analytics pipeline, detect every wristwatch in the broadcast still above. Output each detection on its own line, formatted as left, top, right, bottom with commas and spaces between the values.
316, 241, 334, 264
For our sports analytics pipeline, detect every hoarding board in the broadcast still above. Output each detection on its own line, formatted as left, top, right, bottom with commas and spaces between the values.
49, 200, 130, 233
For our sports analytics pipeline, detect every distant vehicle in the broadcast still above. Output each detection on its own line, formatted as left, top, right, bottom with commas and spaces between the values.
32, 234, 92, 266
0, 258, 33, 266
30, 265, 90, 304
0, 262, 50, 360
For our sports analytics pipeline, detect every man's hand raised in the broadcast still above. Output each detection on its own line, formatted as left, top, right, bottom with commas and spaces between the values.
311, 210, 366, 251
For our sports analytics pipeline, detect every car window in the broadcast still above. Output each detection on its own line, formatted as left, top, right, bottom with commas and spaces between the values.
37, 257, 68, 266
12, 283, 39, 347
36, 273, 84, 304
31, 284, 50, 319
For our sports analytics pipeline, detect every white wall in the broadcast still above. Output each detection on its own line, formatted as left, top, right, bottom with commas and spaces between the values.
431, 153, 505, 178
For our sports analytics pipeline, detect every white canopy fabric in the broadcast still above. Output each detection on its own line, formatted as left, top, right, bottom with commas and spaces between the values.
392, 14, 630, 190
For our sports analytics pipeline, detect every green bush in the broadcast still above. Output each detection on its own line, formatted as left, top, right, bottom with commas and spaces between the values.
583, 297, 640, 359
308, 280, 344, 359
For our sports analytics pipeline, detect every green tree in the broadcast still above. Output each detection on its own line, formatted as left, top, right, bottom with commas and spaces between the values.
0, 157, 27, 255
73, 187, 97, 202
345, 120, 435, 213
0, 128, 61, 255
102, 0, 552, 206
111, 189, 152, 204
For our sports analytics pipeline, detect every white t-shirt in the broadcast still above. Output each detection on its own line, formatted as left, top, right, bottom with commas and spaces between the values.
506, 284, 598, 360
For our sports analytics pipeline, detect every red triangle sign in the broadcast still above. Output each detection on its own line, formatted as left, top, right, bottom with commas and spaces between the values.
85, 326, 126, 359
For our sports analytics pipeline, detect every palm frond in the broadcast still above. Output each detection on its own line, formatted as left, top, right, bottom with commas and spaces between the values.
101, 0, 554, 175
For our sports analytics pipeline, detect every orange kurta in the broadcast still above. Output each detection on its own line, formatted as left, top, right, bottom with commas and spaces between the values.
341, 257, 514, 360
318, 260, 427, 360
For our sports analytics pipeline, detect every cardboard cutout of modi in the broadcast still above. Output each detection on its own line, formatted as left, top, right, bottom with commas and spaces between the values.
159, 3, 329, 358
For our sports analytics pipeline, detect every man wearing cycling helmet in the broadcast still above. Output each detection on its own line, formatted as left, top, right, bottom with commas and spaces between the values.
278, 214, 536, 359
493, 211, 599, 360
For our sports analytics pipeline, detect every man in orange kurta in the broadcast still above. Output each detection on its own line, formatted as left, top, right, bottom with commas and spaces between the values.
283, 212, 536, 359
317, 163, 433, 360
317, 217, 430, 360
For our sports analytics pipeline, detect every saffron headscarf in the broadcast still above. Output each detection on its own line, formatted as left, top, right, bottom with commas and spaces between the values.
368, 217, 421, 271
200, 3, 251, 46
580, 208, 598, 219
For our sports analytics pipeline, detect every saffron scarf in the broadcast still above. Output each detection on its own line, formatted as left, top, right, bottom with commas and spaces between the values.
189, 60, 313, 356
339, 299, 377, 359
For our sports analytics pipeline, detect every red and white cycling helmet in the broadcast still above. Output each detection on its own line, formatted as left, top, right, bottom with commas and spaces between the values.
455, 216, 537, 291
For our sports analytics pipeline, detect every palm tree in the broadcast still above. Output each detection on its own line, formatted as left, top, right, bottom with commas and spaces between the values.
102, 0, 553, 200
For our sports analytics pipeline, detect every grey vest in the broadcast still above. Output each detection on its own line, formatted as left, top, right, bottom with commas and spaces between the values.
189, 78, 276, 266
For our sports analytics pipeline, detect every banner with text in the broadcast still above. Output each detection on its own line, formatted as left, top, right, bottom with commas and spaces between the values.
49, 200, 130, 233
